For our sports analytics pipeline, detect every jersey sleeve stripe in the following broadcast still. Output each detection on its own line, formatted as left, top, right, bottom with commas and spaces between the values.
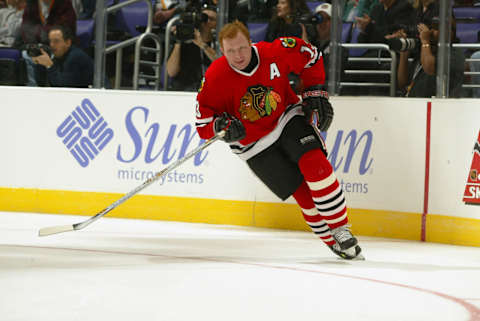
305, 47, 321, 69
195, 116, 214, 125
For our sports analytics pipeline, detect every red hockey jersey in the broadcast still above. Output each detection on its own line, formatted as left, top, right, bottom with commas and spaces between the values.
195, 37, 326, 148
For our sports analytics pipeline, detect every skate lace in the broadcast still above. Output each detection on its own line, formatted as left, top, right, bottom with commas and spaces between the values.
332, 225, 353, 243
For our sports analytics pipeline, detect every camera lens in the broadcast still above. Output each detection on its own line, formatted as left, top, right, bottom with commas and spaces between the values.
386, 38, 418, 52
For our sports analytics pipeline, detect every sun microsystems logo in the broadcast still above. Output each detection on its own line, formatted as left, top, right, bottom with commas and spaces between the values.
56, 98, 114, 168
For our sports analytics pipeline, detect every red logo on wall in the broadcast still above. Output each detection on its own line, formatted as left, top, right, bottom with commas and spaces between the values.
463, 130, 480, 205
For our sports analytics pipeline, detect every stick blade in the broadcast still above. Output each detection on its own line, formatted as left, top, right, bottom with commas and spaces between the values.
38, 224, 75, 237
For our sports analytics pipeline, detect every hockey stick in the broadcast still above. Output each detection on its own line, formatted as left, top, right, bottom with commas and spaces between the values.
309, 110, 328, 152
38, 130, 225, 237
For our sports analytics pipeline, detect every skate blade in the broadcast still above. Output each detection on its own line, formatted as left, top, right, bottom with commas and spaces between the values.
352, 253, 365, 261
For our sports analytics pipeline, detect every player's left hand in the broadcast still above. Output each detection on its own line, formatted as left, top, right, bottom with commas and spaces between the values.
301, 85, 333, 132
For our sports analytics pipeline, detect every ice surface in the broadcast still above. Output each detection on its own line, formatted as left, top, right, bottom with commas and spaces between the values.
1, 211, 479, 321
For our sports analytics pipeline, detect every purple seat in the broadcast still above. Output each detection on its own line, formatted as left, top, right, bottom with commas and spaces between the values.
307, 1, 324, 13
456, 22, 480, 43
348, 25, 367, 57
0, 48, 22, 85
454, 6, 480, 20
0, 48, 21, 62
76, 19, 95, 48
247, 22, 268, 43
342, 22, 352, 43
115, 0, 149, 37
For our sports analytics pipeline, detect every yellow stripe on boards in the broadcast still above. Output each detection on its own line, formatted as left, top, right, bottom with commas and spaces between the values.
1, 187, 479, 247
426, 214, 480, 247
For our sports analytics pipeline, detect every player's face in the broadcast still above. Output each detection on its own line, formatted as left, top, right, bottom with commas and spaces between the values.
221, 32, 252, 70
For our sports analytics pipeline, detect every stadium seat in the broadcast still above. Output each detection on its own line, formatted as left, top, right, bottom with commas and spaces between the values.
76, 19, 95, 49
0, 48, 23, 85
306, 1, 324, 12
342, 22, 352, 43
348, 25, 367, 57
248, 22, 268, 43
456, 22, 480, 43
454, 6, 480, 21
115, 0, 149, 37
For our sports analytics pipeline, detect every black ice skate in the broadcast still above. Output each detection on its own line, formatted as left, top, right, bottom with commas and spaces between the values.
329, 243, 364, 260
331, 225, 358, 250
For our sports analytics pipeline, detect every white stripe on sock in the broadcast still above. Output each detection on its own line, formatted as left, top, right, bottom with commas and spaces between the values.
322, 236, 335, 243
302, 207, 318, 216
324, 212, 348, 225
306, 172, 337, 191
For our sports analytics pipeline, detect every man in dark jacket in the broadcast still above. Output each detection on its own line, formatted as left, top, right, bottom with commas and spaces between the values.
355, 0, 414, 44
32, 25, 93, 88
19, 0, 76, 86
348, 0, 414, 95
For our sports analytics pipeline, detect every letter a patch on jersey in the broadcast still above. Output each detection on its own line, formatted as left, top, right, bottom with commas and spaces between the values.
270, 63, 280, 80
463, 130, 480, 205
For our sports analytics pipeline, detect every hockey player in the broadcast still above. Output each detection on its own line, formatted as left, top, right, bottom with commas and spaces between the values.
195, 20, 362, 260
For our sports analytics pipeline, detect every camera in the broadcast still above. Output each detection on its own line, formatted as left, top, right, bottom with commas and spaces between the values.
25, 43, 52, 57
386, 37, 420, 52
296, 13, 322, 42
384, 23, 420, 52
175, 1, 209, 42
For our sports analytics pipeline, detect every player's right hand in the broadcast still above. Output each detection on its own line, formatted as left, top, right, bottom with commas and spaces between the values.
302, 86, 334, 132
214, 113, 246, 143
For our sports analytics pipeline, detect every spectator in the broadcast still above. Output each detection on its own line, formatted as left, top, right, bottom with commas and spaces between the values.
347, 0, 414, 95
343, 0, 378, 22
18, 0, 76, 86
166, 5, 217, 91
31, 25, 93, 87
153, 0, 179, 26
312, 3, 331, 52
0, 0, 26, 47
311, 3, 348, 86
71, 0, 94, 20
413, 0, 438, 27
355, 0, 414, 45
394, 16, 465, 97
264, 0, 311, 42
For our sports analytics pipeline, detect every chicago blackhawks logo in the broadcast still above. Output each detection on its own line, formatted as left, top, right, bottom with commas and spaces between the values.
239, 85, 281, 122
280, 37, 296, 48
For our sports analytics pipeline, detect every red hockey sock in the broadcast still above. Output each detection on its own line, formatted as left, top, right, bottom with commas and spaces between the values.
292, 180, 335, 246
298, 149, 349, 229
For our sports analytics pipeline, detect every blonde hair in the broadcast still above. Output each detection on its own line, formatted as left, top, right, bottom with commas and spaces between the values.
218, 20, 251, 49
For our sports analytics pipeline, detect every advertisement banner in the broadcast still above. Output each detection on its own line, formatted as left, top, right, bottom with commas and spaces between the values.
429, 99, 480, 219
1, 88, 426, 214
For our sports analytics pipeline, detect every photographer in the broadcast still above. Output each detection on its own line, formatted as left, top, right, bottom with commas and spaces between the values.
393, 17, 465, 97
18, 0, 76, 86
166, 5, 217, 91
31, 25, 93, 88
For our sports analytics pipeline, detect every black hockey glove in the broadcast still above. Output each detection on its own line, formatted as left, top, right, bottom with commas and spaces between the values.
301, 85, 334, 132
214, 112, 246, 143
